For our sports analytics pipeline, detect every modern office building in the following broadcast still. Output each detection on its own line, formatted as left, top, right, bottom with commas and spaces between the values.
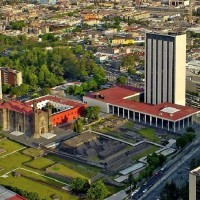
189, 166, 200, 200
145, 32, 186, 106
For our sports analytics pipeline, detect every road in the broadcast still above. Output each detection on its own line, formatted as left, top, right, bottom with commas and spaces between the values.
131, 139, 200, 200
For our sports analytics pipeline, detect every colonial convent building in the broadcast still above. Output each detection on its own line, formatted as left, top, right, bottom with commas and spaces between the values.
0, 95, 86, 138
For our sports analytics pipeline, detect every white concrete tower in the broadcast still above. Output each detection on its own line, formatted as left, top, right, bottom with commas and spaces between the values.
144, 32, 186, 106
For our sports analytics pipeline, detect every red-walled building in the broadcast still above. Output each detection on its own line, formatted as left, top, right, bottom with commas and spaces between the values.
26, 95, 87, 126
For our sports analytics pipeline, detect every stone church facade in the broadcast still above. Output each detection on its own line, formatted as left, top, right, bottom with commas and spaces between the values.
0, 100, 53, 138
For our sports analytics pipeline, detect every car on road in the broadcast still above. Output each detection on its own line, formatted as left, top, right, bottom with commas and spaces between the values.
143, 189, 148, 193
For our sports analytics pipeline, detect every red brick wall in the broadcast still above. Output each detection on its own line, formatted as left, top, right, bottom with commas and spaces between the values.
51, 105, 86, 126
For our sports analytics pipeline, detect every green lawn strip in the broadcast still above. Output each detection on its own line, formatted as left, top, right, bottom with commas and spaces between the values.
14, 168, 65, 188
48, 163, 88, 180
0, 152, 32, 176
22, 148, 44, 158
132, 146, 159, 161
0, 175, 77, 200
0, 139, 24, 156
46, 155, 100, 179
25, 157, 55, 170
138, 128, 160, 142
124, 121, 134, 129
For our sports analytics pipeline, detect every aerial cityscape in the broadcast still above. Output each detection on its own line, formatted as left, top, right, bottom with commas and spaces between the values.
0, 0, 199, 199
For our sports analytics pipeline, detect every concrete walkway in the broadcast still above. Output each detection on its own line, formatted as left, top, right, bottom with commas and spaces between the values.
91, 131, 164, 148
0, 147, 26, 159
105, 189, 127, 200
1, 167, 68, 185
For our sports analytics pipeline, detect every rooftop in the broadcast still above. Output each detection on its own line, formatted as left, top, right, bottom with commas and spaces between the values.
0, 186, 27, 200
25, 95, 85, 108
85, 85, 199, 121
0, 100, 32, 115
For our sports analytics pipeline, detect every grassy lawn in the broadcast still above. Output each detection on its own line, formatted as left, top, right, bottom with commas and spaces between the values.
22, 148, 44, 158
46, 155, 100, 179
132, 146, 159, 161
0, 152, 31, 176
25, 157, 55, 170
47, 163, 90, 180
124, 121, 134, 129
1, 175, 77, 200
0, 139, 79, 200
15, 168, 65, 188
0, 139, 24, 156
138, 128, 160, 143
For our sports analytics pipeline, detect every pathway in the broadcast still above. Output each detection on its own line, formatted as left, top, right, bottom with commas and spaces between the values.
0, 147, 26, 159
91, 131, 163, 148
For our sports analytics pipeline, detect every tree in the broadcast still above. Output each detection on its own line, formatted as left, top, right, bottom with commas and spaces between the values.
83, 106, 100, 123
2, 84, 11, 94
70, 177, 90, 193
10, 20, 26, 30
160, 181, 179, 200
186, 127, 195, 133
73, 118, 84, 133
128, 173, 136, 194
116, 75, 127, 85
86, 180, 107, 200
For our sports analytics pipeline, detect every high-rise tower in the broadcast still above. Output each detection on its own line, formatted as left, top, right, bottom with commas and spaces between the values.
144, 32, 186, 106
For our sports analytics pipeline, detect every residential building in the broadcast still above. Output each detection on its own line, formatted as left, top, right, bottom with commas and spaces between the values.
189, 166, 200, 200
145, 32, 186, 106
0, 68, 22, 86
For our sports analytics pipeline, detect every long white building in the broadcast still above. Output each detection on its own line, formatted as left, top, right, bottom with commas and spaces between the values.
83, 86, 199, 132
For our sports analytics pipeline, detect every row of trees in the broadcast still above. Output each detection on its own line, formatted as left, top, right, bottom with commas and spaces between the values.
70, 178, 108, 200
138, 153, 166, 181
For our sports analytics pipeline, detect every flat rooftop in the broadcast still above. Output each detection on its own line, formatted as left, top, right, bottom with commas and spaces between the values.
85, 85, 199, 121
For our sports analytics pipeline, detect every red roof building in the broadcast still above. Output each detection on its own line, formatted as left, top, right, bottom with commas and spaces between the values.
83, 85, 199, 132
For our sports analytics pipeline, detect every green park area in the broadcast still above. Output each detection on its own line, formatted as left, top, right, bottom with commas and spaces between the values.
0, 139, 102, 200
46, 155, 100, 179
47, 163, 89, 180
25, 157, 55, 170
138, 128, 160, 143
0, 139, 24, 156
132, 146, 159, 161
22, 148, 44, 158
